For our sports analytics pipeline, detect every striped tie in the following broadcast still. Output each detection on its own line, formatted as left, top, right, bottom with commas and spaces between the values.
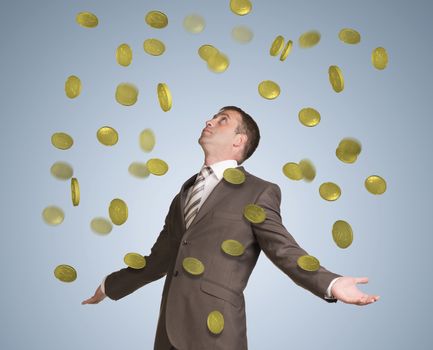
184, 166, 213, 229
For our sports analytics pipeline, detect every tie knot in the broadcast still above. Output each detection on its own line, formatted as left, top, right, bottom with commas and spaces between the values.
200, 166, 213, 179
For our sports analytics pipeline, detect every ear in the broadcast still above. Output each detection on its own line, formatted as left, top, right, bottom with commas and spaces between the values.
233, 133, 248, 148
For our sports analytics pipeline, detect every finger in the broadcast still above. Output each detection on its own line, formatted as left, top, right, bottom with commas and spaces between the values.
355, 277, 369, 284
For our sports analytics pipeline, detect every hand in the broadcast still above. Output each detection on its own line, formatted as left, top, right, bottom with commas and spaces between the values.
331, 276, 380, 305
81, 285, 106, 305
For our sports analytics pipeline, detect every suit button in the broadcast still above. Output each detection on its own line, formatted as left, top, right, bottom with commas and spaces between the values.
182, 240, 188, 245
173, 270, 179, 277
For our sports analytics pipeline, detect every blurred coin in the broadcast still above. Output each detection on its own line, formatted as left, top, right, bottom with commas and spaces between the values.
299, 159, 316, 182
297, 255, 320, 271
258, 80, 280, 99
97, 126, 119, 146
90, 217, 113, 235
221, 239, 245, 256
139, 129, 156, 152
282, 162, 303, 180
223, 168, 245, 185
124, 252, 146, 269
76, 12, 98, 28
299, 30, 321, 48
207, 310, 224, 335
115, 83, 138, 106
109, 198, 128, 225
332, 220, 353, 248
365, 175, 387, 195
328, 65, 344, 93
116, 43, 132, 66
243, 204, 266, 224
207, 52, 230, 73
335, 147, 357, 163
50, 161, 73, 180
280, 40, 293, 61
230, 0, 252, 16
231, 26, 254, 43
143, 38, 166, 56
198, 44, 219, 61
71, 177, 80, 206
338, 137, 361, 156
51, 132, 73, 150
128, 162, 150, 178
269, 35, 284, 56
54, 264, 77, 282
145, 10, 168, 29
338, 28, 361, 44
182, 257, 205, 275
183, 14, 205, 34
157, 83, 172, 111
146, 158, 168, 176
298, 107, 320, 127
65, 75, 81, 99
372, 47, 388, 70
319, 182, 341, 201
42, 206, 64, 226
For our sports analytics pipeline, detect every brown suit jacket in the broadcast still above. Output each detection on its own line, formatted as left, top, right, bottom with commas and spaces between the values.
104, 167, 341, 350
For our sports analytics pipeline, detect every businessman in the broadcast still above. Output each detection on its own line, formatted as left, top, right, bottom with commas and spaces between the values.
82, 106, 380, 350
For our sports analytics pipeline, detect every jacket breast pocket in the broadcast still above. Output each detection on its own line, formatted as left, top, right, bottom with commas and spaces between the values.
212, 211, 243, 222
200, 278, 242, 309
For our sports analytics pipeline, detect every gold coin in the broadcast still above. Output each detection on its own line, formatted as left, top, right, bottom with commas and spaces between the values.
76, 12, 98, 28
328, 65, 344, 93
282, 162, 303, 180
109, 198, 128, 225
223, 168, 245, 185
332, 220, 353, 249
269, 35, 285, 56
372, 47, 388, 70
319, 182, 341, 201
65, 75, 81, 99
280, 40, 293, 61
365, 175, 387, 195
231, 26, 254, 44
297, 255, 320, 272
198, 44, 219, 61
338, 28, 361, 44
145, 10, 168, 29
146, 158, 168, 176
183, 14, 205, 34
139, 129, 156, 152
298, 107, 320, 127
258, 80, 280, 100
299, 30, 321, 48
157, 83, 172, 112
182, 257, 205, 275
50, 161, 73, 180
338, 137, 361, 156
124, 253, 146, 269
54, 264, 77, 282
97, 126, 119, 146
128, 162, 150, 178
207, 310, 224, 335
221, 239, 245, 256
90, 217, 113, 235
230, 0, 252, 16
243, 204, 266, 224
71, 177, 80, 206
115, 83, 138, 106
51, 132, 73, 150
143, 38, 166, 56
299, 159, 316, 182
116, 43, 132, 66
207, 52, 230, 73
335, 147, 357, 163
42, 206, 64, 226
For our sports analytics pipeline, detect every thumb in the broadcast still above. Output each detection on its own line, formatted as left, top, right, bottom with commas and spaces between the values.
355, 277, 369, 284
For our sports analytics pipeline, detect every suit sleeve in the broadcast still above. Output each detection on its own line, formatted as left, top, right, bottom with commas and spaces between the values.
104, 194, 179, 301
252, 183, 342, 303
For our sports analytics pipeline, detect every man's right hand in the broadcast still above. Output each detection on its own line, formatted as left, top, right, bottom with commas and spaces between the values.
81, 285, 106, 305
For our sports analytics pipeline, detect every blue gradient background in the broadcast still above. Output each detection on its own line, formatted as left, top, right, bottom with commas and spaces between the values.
1, 0, 432, 349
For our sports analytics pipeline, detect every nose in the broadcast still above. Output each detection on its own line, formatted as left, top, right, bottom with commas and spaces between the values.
205, 119, 214, 127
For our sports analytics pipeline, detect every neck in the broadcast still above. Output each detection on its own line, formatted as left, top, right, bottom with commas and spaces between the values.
203, 154, 237, 166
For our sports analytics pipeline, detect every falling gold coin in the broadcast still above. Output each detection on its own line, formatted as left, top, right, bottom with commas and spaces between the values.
243, 204, 266, 224
207, 310, 224, 335
198, 44, 219, 61
42, 206, 64, 226
230, 0, 252, 16
128, 162, 150, 178
207, 52, 230, 73
223, 168, 245, 185
182, 257, 205, 275
143, 38, 166, 56
54, 264, 77, 282
124, 253, 146, 269
298, 108, 321, 127
336, 137, 361, 164
269, 35, 285, 56
221, 239, 245, 256
139, 129, 156, 152
332, 220, 353, 249
372, 47, 388, 70
51, 132, 73, 150
157, 83, 172, 112
280, 40, 293, 61
365, 175, 387, 195
328, 65, 344, 93
71, 177, 80, 206
319, 182, 341, 201
115, 83, 138, 106
299, 159, 316, 182
338, 28, 361, 44
109, 198, 128, 225
297, 255, 320, 271
299, 30, 321, 48
90, 217, 113, 235
258, 80, 280, 99
146, 158, 168, 176
282, 162, 303, 180
145, 10, 168, 29
76, 12, 98, 28
65, 75, 81, 99
183, 14, 205, 34
50, 161, 73, 180
231, 26, 254, 44
116, 43, 132, 66
97, 126, 119, 146
335, 147, 357, 163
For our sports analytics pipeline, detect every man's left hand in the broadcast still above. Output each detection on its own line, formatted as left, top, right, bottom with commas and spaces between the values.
332, 276, 380, 305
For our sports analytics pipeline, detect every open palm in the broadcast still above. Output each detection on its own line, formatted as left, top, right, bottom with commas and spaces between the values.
332, 276, 380, 305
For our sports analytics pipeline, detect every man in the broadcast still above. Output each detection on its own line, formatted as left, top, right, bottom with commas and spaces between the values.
82, 106, 380, 350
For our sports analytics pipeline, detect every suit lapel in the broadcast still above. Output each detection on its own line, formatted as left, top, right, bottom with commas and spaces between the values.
179, 173, 198, 231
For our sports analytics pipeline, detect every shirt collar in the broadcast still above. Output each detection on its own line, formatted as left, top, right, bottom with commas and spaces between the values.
200, 159, 238, 181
